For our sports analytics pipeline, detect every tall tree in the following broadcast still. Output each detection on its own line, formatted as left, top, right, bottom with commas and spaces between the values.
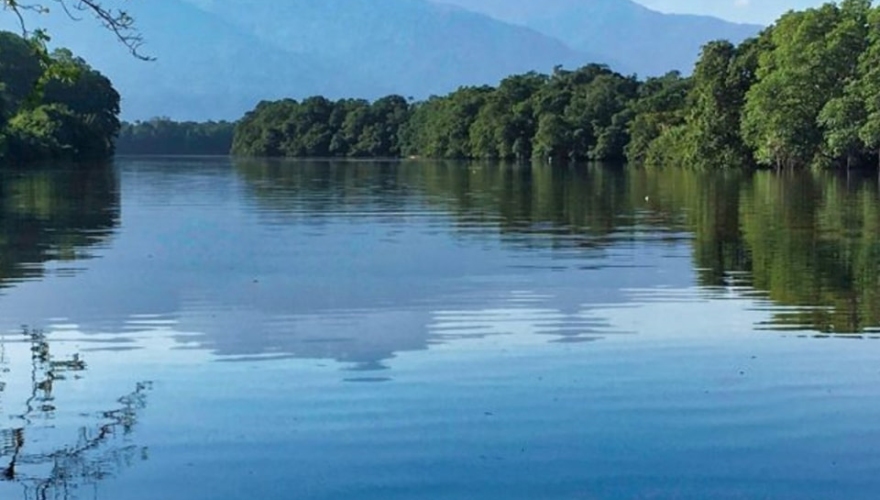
684, 40, 756, 167
533, 113, 570, 162
859, 5, 880, 168
742, 6, 840, 168
818, 0, 872, 170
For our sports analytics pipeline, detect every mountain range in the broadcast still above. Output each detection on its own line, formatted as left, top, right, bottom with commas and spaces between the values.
1, 0, 762, 120
439, 0, 762, 77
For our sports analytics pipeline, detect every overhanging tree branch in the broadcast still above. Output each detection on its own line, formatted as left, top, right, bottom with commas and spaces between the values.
2, 0, 151, 60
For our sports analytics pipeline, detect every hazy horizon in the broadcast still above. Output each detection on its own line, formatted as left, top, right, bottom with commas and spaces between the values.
635, 0, 835, 24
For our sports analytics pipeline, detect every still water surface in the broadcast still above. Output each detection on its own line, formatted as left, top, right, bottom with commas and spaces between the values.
0, 159, 878, 499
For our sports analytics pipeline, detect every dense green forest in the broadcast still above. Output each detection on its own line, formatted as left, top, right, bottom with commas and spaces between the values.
116, 118, 235, 155
231, 66, 672, 163
232, 95, 411, 158
231, 0, 880, 171
0, 32, 121, 163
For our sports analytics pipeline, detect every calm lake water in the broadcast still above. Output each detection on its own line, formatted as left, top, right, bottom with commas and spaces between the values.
0, 158, 879, 499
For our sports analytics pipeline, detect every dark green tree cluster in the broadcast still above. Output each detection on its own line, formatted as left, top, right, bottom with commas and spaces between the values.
401, 65, 647, 162
0, 32, 121, 163
647, 0, 880, 170
231, 95, 411, 158
116, 118, 235, 155
233, 65, 688, 163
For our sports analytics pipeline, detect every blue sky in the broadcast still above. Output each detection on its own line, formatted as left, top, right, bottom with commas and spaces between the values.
636, 0, 830, 24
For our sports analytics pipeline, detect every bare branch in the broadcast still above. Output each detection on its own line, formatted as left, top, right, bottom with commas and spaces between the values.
3, 0, 152, 60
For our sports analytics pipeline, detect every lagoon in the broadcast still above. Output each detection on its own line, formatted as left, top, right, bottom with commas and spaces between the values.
0, 158, 878, 499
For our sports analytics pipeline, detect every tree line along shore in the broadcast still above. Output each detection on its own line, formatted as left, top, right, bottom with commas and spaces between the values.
5, 0, 880, 171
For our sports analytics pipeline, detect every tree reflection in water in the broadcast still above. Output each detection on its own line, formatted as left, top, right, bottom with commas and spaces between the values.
236, 160, 880, 335
0, 327, 150, 500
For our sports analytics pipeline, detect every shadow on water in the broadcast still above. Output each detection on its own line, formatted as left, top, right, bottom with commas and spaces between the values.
0, 327, 149, 500
0, 163, 119, 292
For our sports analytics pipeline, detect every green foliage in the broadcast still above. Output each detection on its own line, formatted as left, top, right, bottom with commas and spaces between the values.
0, 31, 43, 112
624, 72, 692, 164
858, 6, 880, 165
0, 31, 121, 164
684, 40, 755, 167
742, 2, 870, 169
233, 95, 412, 158
641, 38, 757, 170
533, 113, 570, 161
643, 124, 691, 169
404, 86, 493, 159
819, 92, 867, 168
6, 103, 103, 162
638, 0, 880, 171
466, 72, 545, 160
233, 64, 643, 163
117, 118, 235, 155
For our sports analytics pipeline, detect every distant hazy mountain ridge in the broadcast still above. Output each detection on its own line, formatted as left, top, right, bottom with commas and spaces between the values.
1, 0, 761, 120
438, 0, 762, 77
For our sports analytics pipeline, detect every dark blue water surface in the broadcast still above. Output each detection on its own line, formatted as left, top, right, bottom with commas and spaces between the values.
0, 158, 879, 499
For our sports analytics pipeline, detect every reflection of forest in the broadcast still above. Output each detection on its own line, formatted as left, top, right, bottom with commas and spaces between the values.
641, 169, 880, 335
0, 165, 119, 290
236, 160, 880, 335
0, 328, 149, 500
0, 166, 131, 498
